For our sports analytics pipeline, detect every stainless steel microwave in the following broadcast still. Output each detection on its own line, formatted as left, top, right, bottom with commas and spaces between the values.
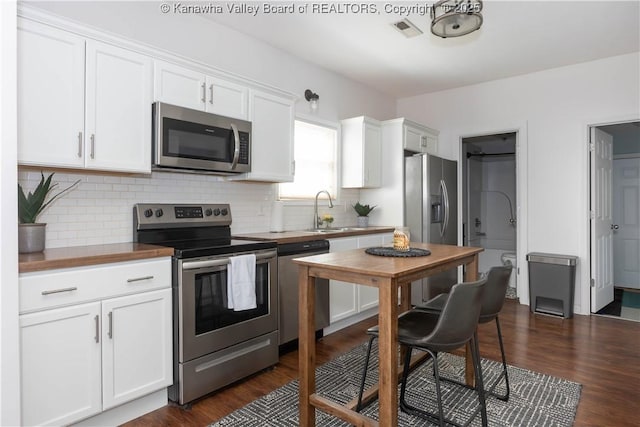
152, 102, 251, 175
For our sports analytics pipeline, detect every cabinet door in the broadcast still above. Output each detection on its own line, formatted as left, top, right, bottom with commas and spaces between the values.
328, 237, 359, 323
357, 235, 384, 311
20, 302, 102, 426
85, 40, 152, 173
154, 60, 206, 110
404, 125, 423, 152
101, 288, 172, 410
17, 19, 85, 168
206, 76, 249, 119
342, 117, 381, 188
241, 90, 295, 182
362, 122, 382, 187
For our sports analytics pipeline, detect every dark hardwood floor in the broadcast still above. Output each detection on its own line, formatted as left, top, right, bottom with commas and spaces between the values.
123, 300, 640, 426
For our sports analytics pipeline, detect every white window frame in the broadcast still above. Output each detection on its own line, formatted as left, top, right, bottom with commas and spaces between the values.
278, 115, 341, 204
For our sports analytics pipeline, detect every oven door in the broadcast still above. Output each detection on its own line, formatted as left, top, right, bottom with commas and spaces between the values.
153, 102, 250, 174
177, 249, 277, 363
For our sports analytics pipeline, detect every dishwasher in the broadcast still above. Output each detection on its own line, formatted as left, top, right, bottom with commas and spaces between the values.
277, 240, 330, 349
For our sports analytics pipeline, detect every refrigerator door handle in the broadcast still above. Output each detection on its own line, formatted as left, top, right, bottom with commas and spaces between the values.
441, 179, 450, 238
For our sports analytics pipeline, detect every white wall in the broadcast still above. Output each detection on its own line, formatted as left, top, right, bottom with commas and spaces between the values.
397, 52, 640, 315
0, 1, 21, 424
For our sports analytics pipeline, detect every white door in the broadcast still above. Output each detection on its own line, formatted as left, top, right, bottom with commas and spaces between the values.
591, 127, 615, 312
101, 289, 172, 410
613, 157, 640, 288
20, 302, 102, 426
85, 40, 152, 173
17, 19, 85, 168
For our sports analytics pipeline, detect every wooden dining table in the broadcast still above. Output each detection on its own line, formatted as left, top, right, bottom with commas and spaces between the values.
293, 242, 484, 427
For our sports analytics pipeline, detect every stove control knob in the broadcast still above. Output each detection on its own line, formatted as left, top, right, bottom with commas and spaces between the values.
221, 208, 229, 216
213, 208, 221, 216
143, 208, 153, 218
205, 208, 213, 217
155, 208, 164, 218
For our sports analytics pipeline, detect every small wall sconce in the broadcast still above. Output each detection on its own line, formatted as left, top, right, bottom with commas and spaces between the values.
305, 89, 319, 110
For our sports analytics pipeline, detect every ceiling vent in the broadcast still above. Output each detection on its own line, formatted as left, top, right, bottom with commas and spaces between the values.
392, 19, 423, 38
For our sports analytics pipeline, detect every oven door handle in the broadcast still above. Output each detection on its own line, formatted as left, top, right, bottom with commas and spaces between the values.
182, 250, 277, 270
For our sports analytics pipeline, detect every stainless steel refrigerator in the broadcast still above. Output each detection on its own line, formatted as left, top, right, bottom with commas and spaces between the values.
405, 153, 458, 305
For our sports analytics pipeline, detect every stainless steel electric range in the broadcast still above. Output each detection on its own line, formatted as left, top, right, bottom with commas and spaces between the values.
133, 203, 278, 405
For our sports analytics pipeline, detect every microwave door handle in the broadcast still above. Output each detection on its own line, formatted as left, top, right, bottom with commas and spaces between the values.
230, 123, 240, 170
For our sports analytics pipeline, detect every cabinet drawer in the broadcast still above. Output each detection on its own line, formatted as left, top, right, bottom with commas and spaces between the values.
20, 258, 171, 314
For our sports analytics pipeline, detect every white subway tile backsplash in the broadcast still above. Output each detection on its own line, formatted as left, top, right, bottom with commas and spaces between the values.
18, 169, 361, 249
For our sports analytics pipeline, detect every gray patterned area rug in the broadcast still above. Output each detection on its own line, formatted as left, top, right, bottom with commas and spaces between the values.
211, 342, 581, 426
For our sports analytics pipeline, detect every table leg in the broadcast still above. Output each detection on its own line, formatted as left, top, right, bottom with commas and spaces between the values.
299, 266, 316, 427
464, 254, 479, 387
378, 278, 398, 427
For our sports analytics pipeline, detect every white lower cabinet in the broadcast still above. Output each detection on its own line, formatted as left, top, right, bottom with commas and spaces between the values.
20, 302, 102, 426
101, 289, 172, 410
19, 258, 172, 427
328, 233, 393, 324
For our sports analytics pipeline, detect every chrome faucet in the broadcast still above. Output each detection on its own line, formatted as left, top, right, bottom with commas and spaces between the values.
314, 190, 334, 228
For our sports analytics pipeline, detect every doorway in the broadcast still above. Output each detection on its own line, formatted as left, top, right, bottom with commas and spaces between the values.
591, 121, 640, 321
462, 132, 518, 298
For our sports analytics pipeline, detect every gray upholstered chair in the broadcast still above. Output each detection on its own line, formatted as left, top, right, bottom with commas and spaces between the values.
356, 279, 488, 427
417, 265, 513, 401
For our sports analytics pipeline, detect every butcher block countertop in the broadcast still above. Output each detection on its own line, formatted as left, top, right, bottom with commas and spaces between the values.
19, 243, 174, 273
234, 226, 395, 244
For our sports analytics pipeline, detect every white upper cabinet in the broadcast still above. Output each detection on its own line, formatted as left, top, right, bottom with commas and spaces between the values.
341, 116, 382, 188
85, 40, 152, 173
17, 19, 86, 169
154, 60, 249, 120
402, 120, 439, 154
17, 19, 152, 173
229, 89, 295, 182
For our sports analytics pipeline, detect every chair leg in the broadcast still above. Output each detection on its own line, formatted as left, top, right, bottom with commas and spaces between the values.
470, 332, 488, 427
488, 316, 510, 401
356, 336, 376, 412
399, 347, 446, 427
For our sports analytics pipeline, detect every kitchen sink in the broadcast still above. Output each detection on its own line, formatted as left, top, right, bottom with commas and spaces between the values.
304, 227, 368, 234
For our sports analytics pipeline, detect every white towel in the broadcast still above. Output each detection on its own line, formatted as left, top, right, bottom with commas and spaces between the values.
227, 254, 257, 311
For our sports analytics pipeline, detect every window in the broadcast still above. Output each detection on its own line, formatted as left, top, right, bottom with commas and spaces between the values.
279, 119, 338, 200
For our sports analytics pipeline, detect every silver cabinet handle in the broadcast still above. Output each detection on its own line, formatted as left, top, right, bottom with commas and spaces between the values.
127, 275, 154, 283
108, 312, 113, 339
209, 84, 214, 104
77, 132, 83, 157
611, 224, 620, 230
201, 82, 206, 103
94, 315, 100, 343
90, 134, 95, 159
41, 287, 78, 296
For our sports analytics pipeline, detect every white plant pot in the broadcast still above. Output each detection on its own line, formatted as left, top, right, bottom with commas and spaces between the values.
18, 223, 46, 253
356, 216, 369, 228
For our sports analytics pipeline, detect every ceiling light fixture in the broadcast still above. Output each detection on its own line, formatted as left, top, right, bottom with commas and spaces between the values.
431, 0, 483, 38
304, 89, 319, 110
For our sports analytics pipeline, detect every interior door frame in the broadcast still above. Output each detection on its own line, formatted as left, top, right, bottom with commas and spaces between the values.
457, 122, 528, 305
586, 115, 640, 314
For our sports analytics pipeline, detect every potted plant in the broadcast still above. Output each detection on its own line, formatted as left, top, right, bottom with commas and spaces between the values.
18, 172, 80, 253
352, 202, 376, 227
